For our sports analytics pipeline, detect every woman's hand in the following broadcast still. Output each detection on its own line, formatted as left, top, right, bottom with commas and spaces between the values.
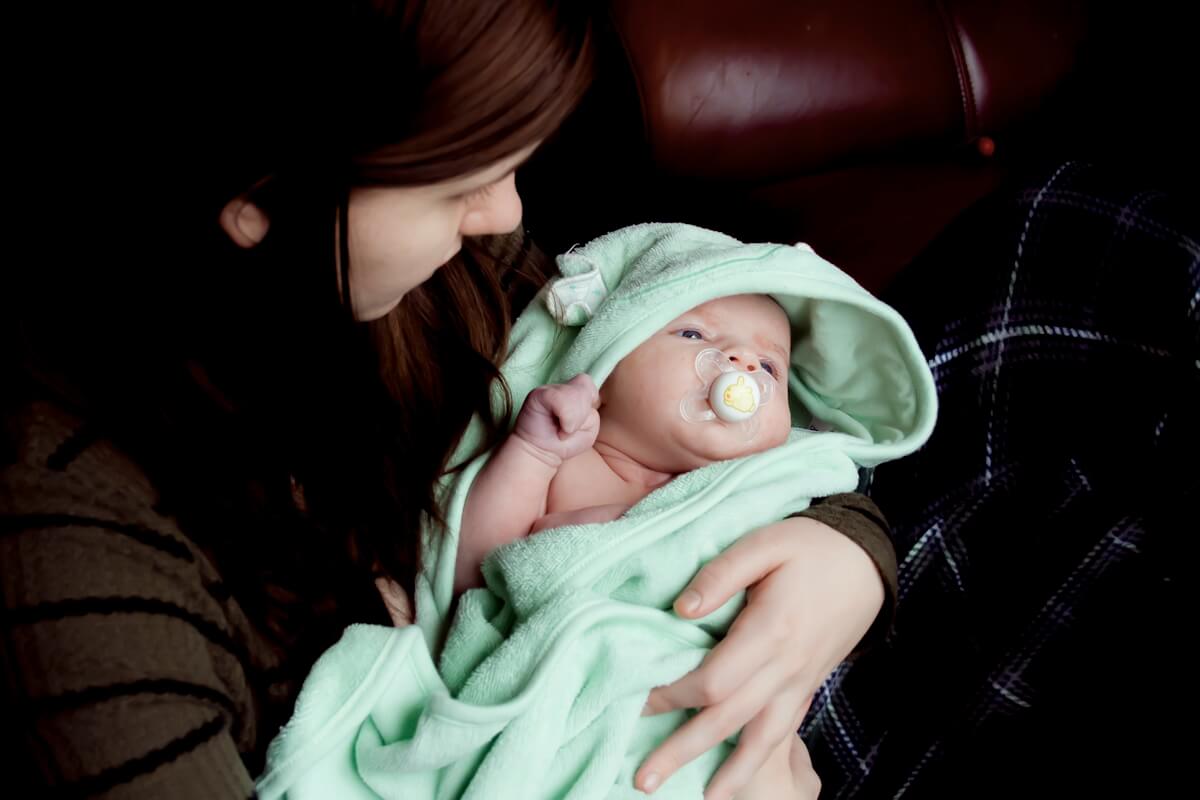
735, 733, 821, 800
635, 517, 884, 800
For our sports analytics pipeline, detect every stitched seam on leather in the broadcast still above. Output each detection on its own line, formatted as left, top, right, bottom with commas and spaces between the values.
608, 4, 655, 153
934, 0, 978, 141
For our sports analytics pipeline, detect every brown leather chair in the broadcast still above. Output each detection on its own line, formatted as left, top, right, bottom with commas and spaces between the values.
522, 0, 1193, 291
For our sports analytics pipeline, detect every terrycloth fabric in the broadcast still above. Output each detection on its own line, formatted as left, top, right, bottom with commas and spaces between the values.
257, 223, 937, 799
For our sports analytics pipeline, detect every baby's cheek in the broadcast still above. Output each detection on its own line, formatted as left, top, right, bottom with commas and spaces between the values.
645, 400, 684, 443
766, 405, 793, 445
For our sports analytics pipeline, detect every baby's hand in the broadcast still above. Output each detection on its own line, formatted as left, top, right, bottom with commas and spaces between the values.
514, 374, 601, 466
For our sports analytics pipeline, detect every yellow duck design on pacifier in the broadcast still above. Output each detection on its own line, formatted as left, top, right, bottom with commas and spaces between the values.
722, 375, 757, 414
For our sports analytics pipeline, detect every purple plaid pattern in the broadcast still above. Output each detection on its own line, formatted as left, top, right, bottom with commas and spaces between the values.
803, 162, 1198, 797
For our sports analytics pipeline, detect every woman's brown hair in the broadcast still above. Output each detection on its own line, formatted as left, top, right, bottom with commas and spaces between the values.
7, 0, 593, 713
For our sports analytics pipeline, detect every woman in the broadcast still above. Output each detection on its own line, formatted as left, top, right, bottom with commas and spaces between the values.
2, 2, 892, 797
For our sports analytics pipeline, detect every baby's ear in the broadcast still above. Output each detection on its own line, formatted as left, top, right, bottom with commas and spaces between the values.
219, 193, 270, 248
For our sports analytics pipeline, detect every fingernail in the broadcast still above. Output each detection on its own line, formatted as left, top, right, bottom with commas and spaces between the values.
678, 590, 701, 614
641, 772, 660, 792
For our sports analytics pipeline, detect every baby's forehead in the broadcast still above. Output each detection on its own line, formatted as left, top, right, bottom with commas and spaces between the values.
669, 294, 791, 342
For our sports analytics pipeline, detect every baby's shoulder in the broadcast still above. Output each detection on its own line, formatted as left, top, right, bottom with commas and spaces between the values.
546, 447, 629, 513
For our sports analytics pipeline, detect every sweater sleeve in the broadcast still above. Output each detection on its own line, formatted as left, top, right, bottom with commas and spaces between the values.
792, 490, 897, 653
1, 403, 264, 799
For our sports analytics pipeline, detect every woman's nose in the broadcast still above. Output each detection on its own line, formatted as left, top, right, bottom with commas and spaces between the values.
459, 173, 523, 237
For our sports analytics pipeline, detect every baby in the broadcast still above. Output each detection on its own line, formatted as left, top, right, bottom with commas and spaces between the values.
457, 293, 793, 590
457, 292, 808, 797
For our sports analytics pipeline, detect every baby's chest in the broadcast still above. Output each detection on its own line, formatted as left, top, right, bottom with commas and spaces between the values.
546, 450, 641, 513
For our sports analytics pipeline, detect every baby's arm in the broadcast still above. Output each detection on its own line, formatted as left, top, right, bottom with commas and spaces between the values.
457, 374, 599, 593
529, 503, 630, 535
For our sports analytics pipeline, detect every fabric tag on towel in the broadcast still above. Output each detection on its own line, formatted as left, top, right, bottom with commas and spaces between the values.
544, 261, 608, 326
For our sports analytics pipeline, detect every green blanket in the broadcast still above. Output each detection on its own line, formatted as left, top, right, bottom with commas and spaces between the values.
257, 223, 937, 799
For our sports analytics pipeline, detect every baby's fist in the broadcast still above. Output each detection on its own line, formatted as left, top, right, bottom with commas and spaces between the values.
514, 374, 601, 465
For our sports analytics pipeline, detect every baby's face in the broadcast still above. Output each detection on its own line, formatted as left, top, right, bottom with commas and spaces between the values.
598, 294, 793, 473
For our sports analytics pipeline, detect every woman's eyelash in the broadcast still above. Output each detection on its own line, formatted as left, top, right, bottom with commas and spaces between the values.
462, 181, 497, 202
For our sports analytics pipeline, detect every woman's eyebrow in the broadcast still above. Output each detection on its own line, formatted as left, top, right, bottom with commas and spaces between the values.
484, 150, 538, 183
459, 169, 509, 191
453, 151, 534, 192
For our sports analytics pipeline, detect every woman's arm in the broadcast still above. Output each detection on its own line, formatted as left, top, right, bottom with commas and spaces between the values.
793, 492, 897, 652
1, 406, 264, 798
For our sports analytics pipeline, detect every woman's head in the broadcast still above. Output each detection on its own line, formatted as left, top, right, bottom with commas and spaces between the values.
217, 0, 592, 320
15, 0, 594, 651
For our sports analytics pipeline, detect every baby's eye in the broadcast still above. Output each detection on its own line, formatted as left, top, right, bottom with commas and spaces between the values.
676, 329, 705, 341
760, 359, 779, 378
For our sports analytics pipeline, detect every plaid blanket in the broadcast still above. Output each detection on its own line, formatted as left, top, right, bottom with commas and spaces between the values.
803, 161, 1198, 797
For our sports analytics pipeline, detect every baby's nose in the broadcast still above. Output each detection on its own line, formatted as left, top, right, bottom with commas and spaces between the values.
726, 350, 760, 372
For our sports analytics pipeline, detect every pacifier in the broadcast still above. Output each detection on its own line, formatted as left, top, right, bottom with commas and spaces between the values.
680, 348, 776, 439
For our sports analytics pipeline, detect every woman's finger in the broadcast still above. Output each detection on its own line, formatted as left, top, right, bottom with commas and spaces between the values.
701, 690, 804, 800
635, 660, 788, 794
672, 524, 791, 619
645, 590, 790, 715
